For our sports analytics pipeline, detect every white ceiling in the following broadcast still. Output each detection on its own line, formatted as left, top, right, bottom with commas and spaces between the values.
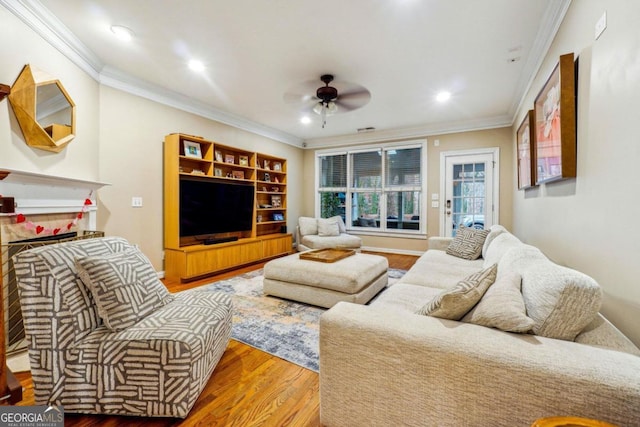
6, 0, 570, 148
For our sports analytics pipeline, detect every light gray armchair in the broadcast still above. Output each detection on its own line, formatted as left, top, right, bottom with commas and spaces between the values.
13, 237, 232, 418
296, 216, 362, 252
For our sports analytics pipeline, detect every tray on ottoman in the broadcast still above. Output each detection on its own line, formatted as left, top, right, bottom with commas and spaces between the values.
299, 248, 355, 263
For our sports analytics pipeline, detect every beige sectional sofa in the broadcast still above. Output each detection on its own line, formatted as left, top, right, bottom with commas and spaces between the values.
320, 226, 640, 427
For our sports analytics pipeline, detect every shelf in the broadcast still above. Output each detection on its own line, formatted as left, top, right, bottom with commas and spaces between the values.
257, 220, 286, 225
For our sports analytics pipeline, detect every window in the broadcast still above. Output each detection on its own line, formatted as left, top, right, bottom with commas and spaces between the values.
317, 142, 425, 235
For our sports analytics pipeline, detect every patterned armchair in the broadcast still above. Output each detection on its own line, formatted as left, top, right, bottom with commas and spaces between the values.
13, 237, 232, 418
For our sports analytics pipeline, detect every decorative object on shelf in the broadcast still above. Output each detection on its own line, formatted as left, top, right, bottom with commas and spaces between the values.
264, 172, 270, 182
517, 110, 536, 189
191, 169, 205, 175
261, 186, 267, 192
214, 168, 223, 177
273, 213, 284, 221
259, 204, 272, 208
534, 52, 576, 184
225, 154, 235, 164
232, 170, 244, 179
257, 214, 262, 223
183, 140, 202, 159
271, 195, 282, 208
264, 159, 270, 170
274, 176, 279, 183
271, 186, 279, 192
239, 155, 249, 166
215, 150, 223, 162
273, 162, 282, 171
8, 64, 76, 153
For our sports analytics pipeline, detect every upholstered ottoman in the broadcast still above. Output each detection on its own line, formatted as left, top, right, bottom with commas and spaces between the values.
263, 252, 388, 308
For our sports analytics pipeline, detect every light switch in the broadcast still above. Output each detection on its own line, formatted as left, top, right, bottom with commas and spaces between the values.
131, 197, 143, 208
431, 193, 439, 200
431, 201, 439, 208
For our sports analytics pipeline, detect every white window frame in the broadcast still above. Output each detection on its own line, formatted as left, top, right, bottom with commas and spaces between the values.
315, 139, 427, 238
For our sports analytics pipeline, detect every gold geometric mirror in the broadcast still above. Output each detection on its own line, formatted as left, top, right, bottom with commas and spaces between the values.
8, 64, 76, 153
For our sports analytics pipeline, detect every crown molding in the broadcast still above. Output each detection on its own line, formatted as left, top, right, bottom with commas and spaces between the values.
508, 0, 572, 123
303, 115, 512, 149
3, 0, 303, 148
99, 67, 303, 147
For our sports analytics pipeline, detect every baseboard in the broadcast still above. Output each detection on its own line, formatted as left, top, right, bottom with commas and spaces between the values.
361, 246, 425, 256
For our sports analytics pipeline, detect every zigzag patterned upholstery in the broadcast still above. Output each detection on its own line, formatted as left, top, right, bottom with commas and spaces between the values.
13, 237, 232, 418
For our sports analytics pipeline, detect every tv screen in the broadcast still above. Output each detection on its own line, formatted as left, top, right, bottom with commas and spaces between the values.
180, 177, 255, 238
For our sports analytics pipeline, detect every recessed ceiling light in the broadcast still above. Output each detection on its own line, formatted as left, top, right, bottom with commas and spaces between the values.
300, 116, 311, 125
110, 25, 134, 42
188, 59, 206, 72
436, 91, 451, 102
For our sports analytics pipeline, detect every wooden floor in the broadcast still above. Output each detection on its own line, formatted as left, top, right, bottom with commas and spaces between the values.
13, 251, 418, 426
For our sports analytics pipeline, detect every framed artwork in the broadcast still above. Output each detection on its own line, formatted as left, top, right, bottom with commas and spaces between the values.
273, 213, 284, 221
214, 168, 223, 177
183, 141, 202, 159
273, 162, 282, 171
232, 170, 244, 179
215, 150, 223, 162
225, 154, 235, 164
271, 195, 282, 208
534, 52, 577, 184
239, 155, 249, 166
516, 110, 536, 190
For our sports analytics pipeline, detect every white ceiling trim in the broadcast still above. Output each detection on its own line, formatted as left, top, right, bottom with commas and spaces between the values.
509, 0, 572, 124
100, 66, 304, 147
3, 0, 303, 148
303, 115, 512, 150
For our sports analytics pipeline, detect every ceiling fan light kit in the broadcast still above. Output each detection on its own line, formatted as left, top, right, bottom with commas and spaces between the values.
284, 73, 371, 129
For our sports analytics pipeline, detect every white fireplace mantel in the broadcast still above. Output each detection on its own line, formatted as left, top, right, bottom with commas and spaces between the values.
0, 168, 109, 214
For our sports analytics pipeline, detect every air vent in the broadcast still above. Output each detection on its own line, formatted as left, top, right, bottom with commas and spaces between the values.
357, 127, 376, 133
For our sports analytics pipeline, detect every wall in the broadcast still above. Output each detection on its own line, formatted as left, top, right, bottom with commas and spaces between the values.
0, 7, 100, 181
98, 86, 303, 271
302, 127, 513, 253
1, 8, 303, 273
512, 0, 640, 345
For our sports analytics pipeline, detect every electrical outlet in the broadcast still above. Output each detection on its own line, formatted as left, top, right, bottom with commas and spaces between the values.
595, 11, 607, 40
131, 196, 143, 207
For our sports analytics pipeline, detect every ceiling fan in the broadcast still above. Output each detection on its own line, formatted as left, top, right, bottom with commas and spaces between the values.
283, 74, 371, 128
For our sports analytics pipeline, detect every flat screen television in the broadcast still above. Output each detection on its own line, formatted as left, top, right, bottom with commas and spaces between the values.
179, 176, 254, 241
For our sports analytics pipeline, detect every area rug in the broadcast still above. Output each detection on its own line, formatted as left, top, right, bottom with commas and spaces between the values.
201, 268, 406, 372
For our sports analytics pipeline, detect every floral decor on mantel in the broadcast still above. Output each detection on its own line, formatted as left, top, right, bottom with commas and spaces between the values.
11, 193, 94, 236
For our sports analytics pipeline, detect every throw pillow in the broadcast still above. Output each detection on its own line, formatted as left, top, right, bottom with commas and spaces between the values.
330, 215, 347, 233
75, 248, 173, 331
462, 271, 535, 333
318, 217, 340, 236
298, 217, 318, 236
417, 263, 497, 320
446, 225, 490, 260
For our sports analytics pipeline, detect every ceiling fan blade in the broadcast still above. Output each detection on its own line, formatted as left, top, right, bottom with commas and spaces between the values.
336, 89, 371, 111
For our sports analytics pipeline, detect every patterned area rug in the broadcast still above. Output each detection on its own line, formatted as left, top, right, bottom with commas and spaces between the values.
202, 268, 406, 372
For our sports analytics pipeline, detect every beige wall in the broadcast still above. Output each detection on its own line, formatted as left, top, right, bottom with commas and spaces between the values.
98, 86, 303, 271
512, 0, 640, 345
302, 127, 513, 253
0, 6, 100, 180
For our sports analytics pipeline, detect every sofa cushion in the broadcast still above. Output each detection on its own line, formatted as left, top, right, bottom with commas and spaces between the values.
301, 233, 362, 250
446, 225, 489, 260
482, 224, 508, 259
574, 314, 640, 356
417, 264, 497, 320
498, 245, 602, 341
370, 283, 441, 312
298, 217, 318, 236
462, 271, 534, 333
330, 215, 347, 233
483, 231, 523, 267
400, 250, 484, 290
76, 248, 174, 331
318, 217, 340, 236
